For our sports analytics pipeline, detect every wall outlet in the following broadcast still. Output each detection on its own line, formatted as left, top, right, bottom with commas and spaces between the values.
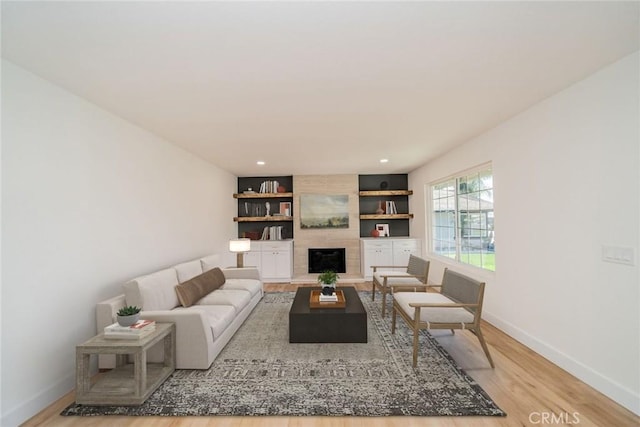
602, 245, 636, 266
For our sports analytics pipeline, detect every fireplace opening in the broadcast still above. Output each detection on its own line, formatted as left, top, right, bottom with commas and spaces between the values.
308, 248, 346, 274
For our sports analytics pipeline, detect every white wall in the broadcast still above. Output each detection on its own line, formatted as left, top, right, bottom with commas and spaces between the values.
1, 60, 237, 426
410, 52, 639, 414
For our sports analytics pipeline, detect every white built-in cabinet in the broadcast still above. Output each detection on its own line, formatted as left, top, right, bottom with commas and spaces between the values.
244, 240, 293, 282
391, 239, 422, 266
360, 239, 393, 280
360, 238, 422, 280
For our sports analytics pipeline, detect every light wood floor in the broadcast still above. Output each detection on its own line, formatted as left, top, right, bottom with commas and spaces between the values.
23, 283, 639, 427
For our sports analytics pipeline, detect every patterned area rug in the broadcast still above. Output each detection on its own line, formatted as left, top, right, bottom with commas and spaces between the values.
62, 291, 505, 417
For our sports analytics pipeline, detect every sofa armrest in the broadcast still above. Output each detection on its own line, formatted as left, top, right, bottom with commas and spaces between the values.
141, 309, 214, 369
222, 267, 261, 281
96, 294, 127, 369
97, 297, 215, 369
96, 294, 127, 333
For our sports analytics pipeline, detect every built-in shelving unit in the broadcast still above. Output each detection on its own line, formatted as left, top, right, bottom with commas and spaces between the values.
235, 176, 293, 239
358, 174, 412, 237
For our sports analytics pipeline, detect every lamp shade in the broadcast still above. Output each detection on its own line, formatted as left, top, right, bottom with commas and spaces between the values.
229, 238, 251, 253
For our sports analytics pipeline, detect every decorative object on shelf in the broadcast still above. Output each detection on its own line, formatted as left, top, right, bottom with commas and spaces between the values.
317, 270, 339, 295
376, 200, 385, 215
376, 223, 390, 237
243, 187, 255, 194
380, 181, 389, 190
265, 201, 271, 216
229, 238, 251, 268
371, 228, 380, 237
242, 231, 261, 240
116, 305, 141, 326
279, 201, 292, 216
277, 185, 286, 193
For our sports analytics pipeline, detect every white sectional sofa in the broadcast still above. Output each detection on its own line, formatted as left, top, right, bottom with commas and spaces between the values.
96, 254, 263, 369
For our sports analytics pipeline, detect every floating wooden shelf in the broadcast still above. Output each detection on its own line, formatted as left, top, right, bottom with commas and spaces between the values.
359, 190, 413, 197
234, 192, 293, 199
359, 214, 414, 220
234, 216, 293, 222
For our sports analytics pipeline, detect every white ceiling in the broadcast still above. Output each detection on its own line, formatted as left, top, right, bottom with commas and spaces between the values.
2, 1, 638, 176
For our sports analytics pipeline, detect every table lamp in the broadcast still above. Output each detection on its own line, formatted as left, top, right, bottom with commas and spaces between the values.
229, 238, 251, 268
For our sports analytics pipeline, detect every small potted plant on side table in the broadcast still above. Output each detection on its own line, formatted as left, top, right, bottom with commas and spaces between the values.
117, 305, 141, 326
318, 270, 339, 296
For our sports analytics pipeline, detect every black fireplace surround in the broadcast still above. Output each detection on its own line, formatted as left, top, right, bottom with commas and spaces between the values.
308, 248, 346, 273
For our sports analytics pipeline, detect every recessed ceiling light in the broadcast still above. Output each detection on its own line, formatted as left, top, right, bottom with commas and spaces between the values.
257, 161, 265, 166
380, 159, 389, 163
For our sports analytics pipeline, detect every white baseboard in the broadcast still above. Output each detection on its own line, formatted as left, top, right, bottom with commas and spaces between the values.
483, 311, 640, 416
1, 373, 75, 427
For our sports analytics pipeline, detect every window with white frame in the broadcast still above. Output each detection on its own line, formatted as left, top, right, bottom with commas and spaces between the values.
430, 164, 494, 271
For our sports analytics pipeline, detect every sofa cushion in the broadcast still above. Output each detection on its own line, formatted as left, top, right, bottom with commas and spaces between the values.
374, 271, 424, 286
394, 292, 475, 324
200, 254, 221, 272
174, 305, 236, 340
175, 267, 226, 307
197, 289, 251, 313
174, 260, 203, 283
123, 268, 180, 311
221, 279, 263, 298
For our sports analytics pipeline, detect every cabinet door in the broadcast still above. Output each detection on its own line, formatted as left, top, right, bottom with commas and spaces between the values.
261, 250, 280, 279
361, 240, 393, 280
392, 239, 421, 266
260, 241, 292, 281
243, 250, 261, 270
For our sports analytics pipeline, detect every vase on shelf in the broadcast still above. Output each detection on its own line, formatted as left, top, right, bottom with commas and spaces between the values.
375, 201, 384, 215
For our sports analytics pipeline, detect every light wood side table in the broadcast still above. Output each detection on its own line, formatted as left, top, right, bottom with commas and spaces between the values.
75, 322, 175, 405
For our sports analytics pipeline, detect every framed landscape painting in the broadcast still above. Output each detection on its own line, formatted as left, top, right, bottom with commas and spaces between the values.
300, 194, 349, 229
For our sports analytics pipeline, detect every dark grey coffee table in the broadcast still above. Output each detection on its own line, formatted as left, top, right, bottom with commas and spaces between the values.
289, 286, 367, 343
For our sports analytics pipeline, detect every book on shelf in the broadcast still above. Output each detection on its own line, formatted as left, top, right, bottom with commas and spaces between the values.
259, 180, 280, 193
261, 225, 283, 240
385, 201, 397, 214
242, 202, 266, 217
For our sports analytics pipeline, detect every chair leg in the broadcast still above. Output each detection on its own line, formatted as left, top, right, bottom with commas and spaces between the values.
474, 327, 495, 368
381, 288, 387, 317
391, 305, 397, 334
412, 324, 419, 368
412, 307, 421, 368
371, 280, 376, 301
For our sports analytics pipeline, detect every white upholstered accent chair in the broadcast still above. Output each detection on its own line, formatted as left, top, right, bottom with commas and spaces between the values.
372, 254, 430, 317
391, 268, 495, 368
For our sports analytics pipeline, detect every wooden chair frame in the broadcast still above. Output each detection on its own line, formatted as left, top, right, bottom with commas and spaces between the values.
371, 255, 430, 317
391, 268, 495, 368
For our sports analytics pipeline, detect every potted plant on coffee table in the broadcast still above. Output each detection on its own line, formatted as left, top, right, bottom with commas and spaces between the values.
317, 270, 339, 296
117, 305, 141, 326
